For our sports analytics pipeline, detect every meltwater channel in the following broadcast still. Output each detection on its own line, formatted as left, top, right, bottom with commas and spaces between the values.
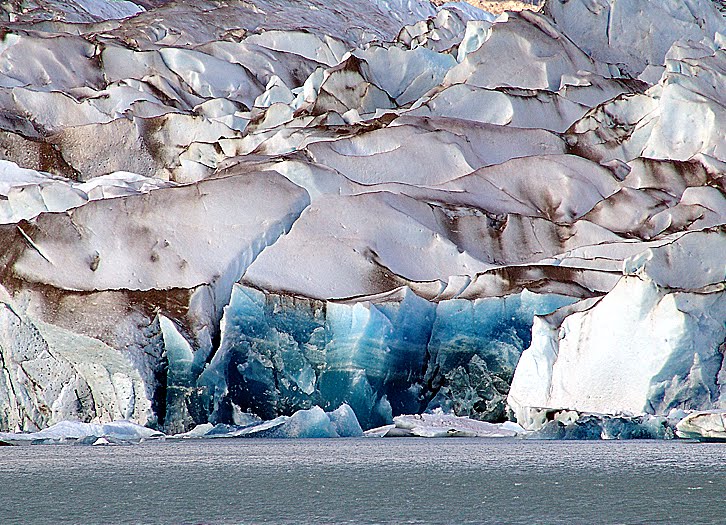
1, 438, 724, 525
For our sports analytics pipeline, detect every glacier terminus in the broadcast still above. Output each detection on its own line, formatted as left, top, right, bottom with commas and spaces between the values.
0, 0, 723, 443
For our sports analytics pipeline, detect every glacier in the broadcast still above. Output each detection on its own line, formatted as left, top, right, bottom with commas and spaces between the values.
0, 0, 723, 438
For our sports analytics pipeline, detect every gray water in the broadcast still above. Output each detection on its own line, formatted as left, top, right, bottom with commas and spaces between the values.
1, 438, 724, 525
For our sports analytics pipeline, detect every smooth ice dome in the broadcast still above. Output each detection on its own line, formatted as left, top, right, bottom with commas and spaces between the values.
0, 0, 723, 437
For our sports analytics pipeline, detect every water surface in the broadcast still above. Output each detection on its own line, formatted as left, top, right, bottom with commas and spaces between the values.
1, 438, 724, 524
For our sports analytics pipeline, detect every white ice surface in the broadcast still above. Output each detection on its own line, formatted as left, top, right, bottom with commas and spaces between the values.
365, 413, 521, 438
0, 420, 162, 442
508, 231, 726, 429
676, 411, 726, 440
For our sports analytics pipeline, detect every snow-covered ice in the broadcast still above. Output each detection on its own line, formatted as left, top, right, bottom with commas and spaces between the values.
0, 0, 723, 435
508, 231, 726, 430
364, 412, 522, 438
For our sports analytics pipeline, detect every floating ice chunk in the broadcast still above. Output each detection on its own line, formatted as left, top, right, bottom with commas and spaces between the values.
386, 413, 519, 438
363, 424, 397, 437
0, 420, 163, 443
271, 406, 339, 438
666, 408, 689, 425
326, 404, 364, 438
100, 421, 165, 441
234, 416, 288, 437
676, 411, 726, 441
499, 421, 526, 435
231, 408, 264, 428
202, 405, 363, 439
205, 423, 247, 437
173, 423, 215, 439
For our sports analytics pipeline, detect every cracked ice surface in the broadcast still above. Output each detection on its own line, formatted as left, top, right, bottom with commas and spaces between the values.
0, 0, 723, 433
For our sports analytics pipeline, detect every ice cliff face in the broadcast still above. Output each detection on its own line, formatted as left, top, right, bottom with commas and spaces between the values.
0, 0, 723, 432
509, 231, 726, 430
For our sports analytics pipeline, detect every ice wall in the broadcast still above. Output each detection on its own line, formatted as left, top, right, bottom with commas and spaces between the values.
194, 285, 573, 429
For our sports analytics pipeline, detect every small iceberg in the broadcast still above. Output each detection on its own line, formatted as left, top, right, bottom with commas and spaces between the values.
173, 423, 215, 439
676, 411, 726, 441
0, 420, 165, 445
365, 413, 524, 438
171, 403, 364, 439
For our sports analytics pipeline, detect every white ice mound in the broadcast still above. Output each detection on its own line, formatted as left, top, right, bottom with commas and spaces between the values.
0, 420, 163, 443
568, 39, 726, 169
675, 411, 726, 441
508, 230, 726, 430
0, 160, 175, 223
252, 405, 364, 438
366, 413, 522, 438
544, 0, 724, 77
173, 423, 215, 439
1, 0, 144, 24
272, 406, 339, 438
327, 404, 365, 438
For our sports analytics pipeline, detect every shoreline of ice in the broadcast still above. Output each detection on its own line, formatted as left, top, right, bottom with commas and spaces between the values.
4, 406, 725, 445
